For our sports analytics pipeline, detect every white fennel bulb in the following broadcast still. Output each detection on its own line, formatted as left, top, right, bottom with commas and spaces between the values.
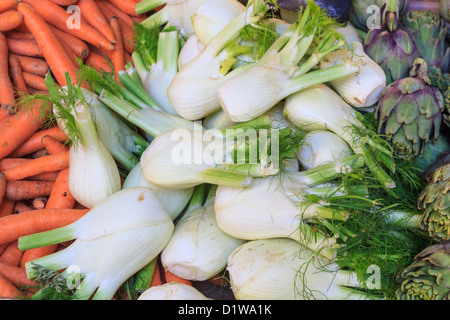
161, 197, 244, 281
320, 41, 386, 108
336, 22, 363, 45
138, 283, 210, 300
227, 238, 374, 300
123, 162, 194, 220
19, 187, 175, 300
297, 130, 353, 170
178, 34, 204, 70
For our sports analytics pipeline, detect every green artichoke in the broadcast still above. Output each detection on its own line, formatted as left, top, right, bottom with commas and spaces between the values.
440, 0, 450, 40
417, 157, 450, 242
428, 65, 450, 129
404, 10, 450, 73
349, 0, 409, 32
376, 58, 445, 160
364, 0, 419, 84
396, 240, 450, 300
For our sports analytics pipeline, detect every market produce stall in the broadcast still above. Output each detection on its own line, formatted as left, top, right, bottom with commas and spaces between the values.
0, 0, 448, 301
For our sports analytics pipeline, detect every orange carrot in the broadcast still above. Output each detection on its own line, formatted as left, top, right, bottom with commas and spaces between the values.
9, 126, 68, 158
0, 158, 30, 172
0, 273, 22, 299
9, 54, 49, 77
0, 262, 39, 293
22, 0, 114, 51
49, 0, 78, 5
0, 207, 88, 245
101, 1, 135, 28
0, 0, 19, 13
0, 173, 6, 207
0, 10, 23, 32
85, 51, 112, 73
105, 0, 140, 17
78, 0, 116, 44
19, 244, 57, 269
45, 168, 75, 209
109, 17, 125, 77
3, 151, 70, 181
164, 269, 193, 286
5, 30, 34, 40
6, 180, 55, 201
97, 1, 135, 53
0, 199, 14, 218
32, 197, 47, 209
9, 55, 29, 96
0, 98, 49, 161
0, 32, 15, 119
6, 38, 43, 58
0, 241, 22, 267
49, 25, 90, 59
28, 171, 59, 182
22, 71, 47, 92
13, 201, 33, 214
41, 135, 69, 155
17, 3, 78, 86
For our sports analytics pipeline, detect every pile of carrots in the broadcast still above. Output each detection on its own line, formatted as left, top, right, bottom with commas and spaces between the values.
0, 0, 153, 299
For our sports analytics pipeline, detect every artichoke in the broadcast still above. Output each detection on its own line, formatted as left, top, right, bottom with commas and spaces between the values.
417, 155, 450, 242
396, 240, 450, 300
364, 0, 419, 84
349, 0, 409, 32
376, 58, 445, 160
428, 65, 450, 129
404, 10, 450, 73
440, 0, 450, 40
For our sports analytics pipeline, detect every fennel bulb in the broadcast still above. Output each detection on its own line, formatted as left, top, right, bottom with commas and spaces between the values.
141, 0, 209, 36
214, 162, 365, 261
297, 130, 353, 170
217, 1, 360, 122
178, 34, 204, 70
161, 196, 245, 281
320, 41, 387, 108
19, 187, 175, 300
336, 22, 363, 45
167, 0, 271, 120
122, 162, 194, 220
283, 84, 396, 189
227, 238, 375, 300
139, 128, 256, 189
132, 28, 180, 115
138, 283, 210, 300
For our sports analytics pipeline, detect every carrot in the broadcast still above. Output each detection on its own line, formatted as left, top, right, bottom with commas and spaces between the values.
77, 0, 116, 44
0, 173, 6, 207
49, 25, 89, 59
6, 180, 55, 201
19, 244, 57, 269
9, 54, 49, 77
28, 171, 59, 182
0, 199, 14, 218
49, 0, 78, 5
3, 151, 70, 181
5, 30, 34, 40
163, 269, 193, 286
0, 97, 49, 161
85, 51, 112, 73
0, 273, 22, 299
9, 126, 68, 158
0, 32, 15, 119
17, 3, 78, 87
0, 207, 88, 245
0, 158, 30, 172
21, 0, 114, 51
22, 72, 47, 92
105, 0, 140, 17
0, 10, 23, 32
41, 135, 69, 155
45, 168, 75, 209
0, 241, 22, 267
13, 201, 32, 214
97, 1, 135, 53
6, 38, 43, 58
32, 197, 47, 209
9, 55, 29, 96
0, 0, 19, 13
101, 1, 135, 28
109, 17, 125, 78
0, 262, 39, 293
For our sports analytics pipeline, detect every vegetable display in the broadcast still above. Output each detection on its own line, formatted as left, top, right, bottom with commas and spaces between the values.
0, 0, 447, 302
